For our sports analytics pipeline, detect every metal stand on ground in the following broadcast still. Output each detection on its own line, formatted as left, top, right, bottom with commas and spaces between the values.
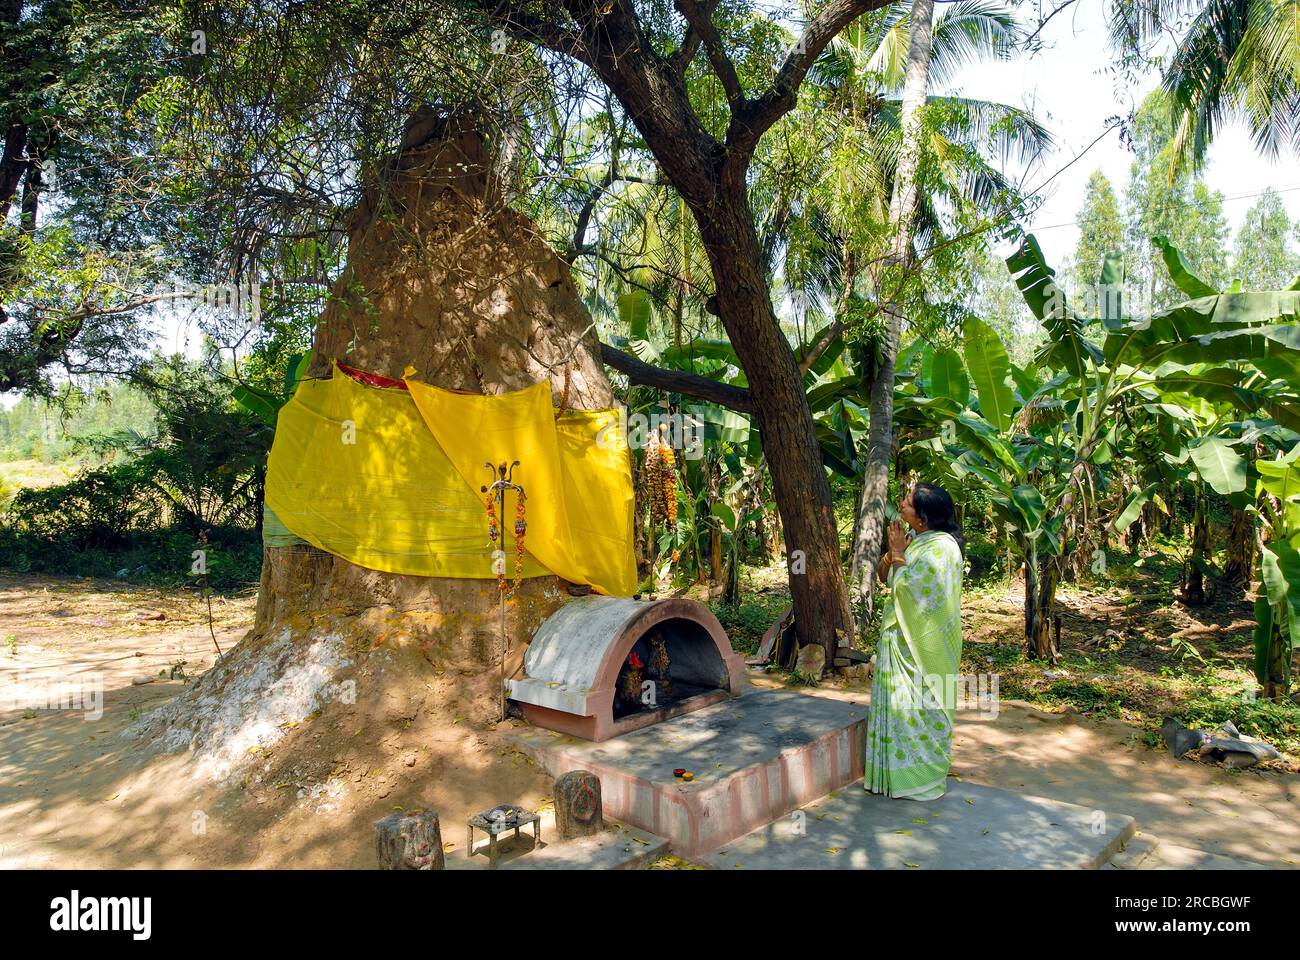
482, 460, 524, 722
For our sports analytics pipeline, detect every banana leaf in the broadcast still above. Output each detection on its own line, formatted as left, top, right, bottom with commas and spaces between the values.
1188, 436, 1247, 495
1152, 235, 1217, 299
1260, 541, 1300, 648
922, 347, 969, 405
1006, 234, 1103, 376
232, 384, 281, 426
1253, 596, 1274, 685
1111, 482, 1159, 532
963, 316, 1015, 432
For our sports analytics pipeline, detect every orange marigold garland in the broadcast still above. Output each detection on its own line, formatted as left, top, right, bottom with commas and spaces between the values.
645, 432, 664, 522
660, 428, 678, 526
512, 489, 527, 597
484, 488, 504, 592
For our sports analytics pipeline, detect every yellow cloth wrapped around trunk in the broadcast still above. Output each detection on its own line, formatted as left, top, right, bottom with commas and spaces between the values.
264, 363, 636, 596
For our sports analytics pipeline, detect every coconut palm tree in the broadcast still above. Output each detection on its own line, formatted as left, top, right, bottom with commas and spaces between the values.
1110, 0, 1300, 172
749, 1, 1052, 610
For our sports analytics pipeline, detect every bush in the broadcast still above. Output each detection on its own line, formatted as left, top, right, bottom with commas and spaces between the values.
963, 537, 1001, 578
0, 523, 262, 589
4, 461, 163, 547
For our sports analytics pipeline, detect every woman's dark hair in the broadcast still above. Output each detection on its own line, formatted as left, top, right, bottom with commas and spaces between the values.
912, 482, 964, 555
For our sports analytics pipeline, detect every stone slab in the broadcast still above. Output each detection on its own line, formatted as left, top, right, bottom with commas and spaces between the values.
508, 689, 867, 856
497, 823, 668, 870
699, 779, 1136, 870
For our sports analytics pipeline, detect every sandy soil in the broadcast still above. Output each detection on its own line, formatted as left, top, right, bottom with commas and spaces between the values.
0, 573, 551, 868
2, 572, 1296, 869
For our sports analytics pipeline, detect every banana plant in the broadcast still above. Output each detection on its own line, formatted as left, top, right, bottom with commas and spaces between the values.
895, 233, 1300, 662
896, 311, 1071, 660
1254, 442, 1300, 697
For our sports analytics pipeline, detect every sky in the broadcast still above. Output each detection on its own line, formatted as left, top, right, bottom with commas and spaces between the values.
947, 0, 1300, 266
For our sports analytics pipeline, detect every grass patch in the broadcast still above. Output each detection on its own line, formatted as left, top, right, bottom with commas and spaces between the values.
708, 590, 789, 656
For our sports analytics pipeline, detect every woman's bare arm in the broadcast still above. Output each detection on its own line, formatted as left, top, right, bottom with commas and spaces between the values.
876, 552, 892, 584
877, 548, 907, 584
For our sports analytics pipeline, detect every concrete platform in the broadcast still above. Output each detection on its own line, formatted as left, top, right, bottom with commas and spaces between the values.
508, 689, 866, 856
699, 779, 1136, 869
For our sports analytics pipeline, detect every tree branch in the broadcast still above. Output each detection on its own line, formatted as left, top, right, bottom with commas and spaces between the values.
733, 0, 888, 153
674, 0, 743, 106
469, 1, 592, 63
799, 320, 843, 376
600, 342, 753, 414
669, 0, 716, 71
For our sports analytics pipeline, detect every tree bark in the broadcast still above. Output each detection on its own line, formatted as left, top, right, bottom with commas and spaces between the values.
848, 0, 936, 618
1025, 548, 1060, 661
1220, 450, 1257, 599
255, 109, 616, 720
599, 342, 753, 413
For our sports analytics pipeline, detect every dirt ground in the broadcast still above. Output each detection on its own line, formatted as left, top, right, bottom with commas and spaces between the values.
0, 573, 552, 868
2, 571, 1296, 868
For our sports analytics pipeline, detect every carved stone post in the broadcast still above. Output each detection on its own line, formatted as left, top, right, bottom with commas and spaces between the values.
375, 808, 445, 870
554, 770, 603, 839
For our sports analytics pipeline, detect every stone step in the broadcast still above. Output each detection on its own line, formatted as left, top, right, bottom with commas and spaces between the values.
1104, 834, 1162, 869
699, 779, 1136, 870
509, 688, 866, 857
1106, 833, 1271, 870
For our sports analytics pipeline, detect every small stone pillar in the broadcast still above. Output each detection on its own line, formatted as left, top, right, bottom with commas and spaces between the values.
375, 808, 445, 870
554, 770, 603, 839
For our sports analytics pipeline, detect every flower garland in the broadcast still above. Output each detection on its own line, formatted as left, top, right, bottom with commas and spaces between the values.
553, 364, 571, 419
485, 486, 527, 597
512, 489, 527, 597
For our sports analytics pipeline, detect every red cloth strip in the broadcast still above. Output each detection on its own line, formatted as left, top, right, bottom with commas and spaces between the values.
337, 360, 409, 391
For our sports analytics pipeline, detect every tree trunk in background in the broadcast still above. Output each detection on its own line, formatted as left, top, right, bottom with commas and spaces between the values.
848, 0, 936, 617
1026, 549, 1060, 661
1183, 490, 1209, 605
1220, 448, 1257, 599
1220, 508, 1254, 597
708, 456, 723, 586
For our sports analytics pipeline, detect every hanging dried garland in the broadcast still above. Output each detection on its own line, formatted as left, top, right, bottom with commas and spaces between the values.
646, 424, 678, 528
553, 363, 572, 419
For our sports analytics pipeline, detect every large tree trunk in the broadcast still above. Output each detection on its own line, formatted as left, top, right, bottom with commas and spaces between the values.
694, 185, 855, 664
291, 108, 615, 672
848, 0, 936, 616
131, 110, 622, 781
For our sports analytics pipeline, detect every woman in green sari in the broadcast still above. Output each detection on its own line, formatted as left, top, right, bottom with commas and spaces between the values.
865, 482, 965, 801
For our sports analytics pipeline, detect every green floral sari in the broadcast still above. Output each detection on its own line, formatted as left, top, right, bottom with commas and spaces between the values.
864, 529, 964, 801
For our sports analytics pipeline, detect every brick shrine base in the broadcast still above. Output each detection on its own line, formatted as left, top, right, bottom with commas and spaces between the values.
509, 688, 1136, 866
